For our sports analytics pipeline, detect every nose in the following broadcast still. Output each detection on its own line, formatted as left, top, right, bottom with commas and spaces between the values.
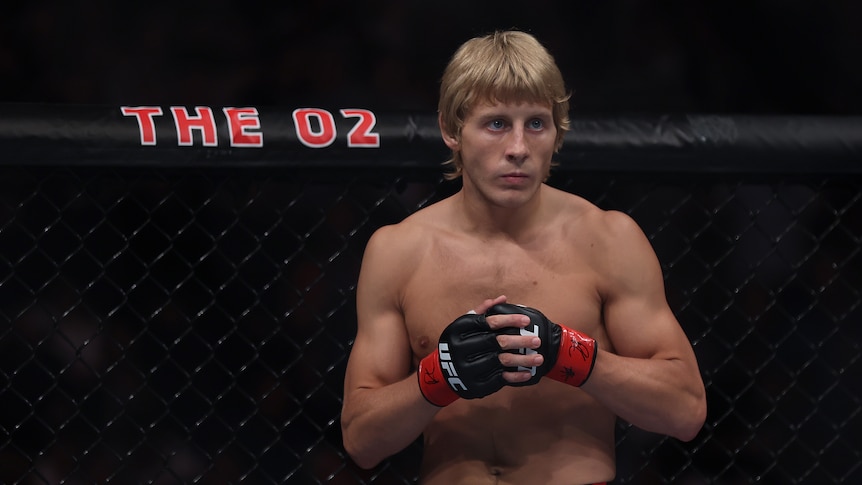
505, 127, 528, 164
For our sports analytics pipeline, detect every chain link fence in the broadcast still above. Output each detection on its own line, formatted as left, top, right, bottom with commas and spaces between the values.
1, 118, 861, 484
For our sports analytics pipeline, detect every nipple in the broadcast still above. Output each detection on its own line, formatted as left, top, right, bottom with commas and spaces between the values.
418, 335, 430, 349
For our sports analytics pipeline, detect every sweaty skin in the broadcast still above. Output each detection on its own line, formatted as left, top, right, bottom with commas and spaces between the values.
341, 100, 706, 485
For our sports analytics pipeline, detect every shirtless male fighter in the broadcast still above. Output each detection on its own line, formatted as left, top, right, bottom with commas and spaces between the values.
341, 30, 707, 485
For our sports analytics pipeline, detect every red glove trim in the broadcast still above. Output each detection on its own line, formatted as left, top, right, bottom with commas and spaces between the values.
547, 325, 597, 387
417, 350, 460, 407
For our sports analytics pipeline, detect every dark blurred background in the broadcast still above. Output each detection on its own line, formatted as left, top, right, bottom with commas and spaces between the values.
2, 2, 862, 484
2, 0, 861, 114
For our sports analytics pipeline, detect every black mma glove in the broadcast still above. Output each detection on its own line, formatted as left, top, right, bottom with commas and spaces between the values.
417, 312, 508, 407
488, 303, 597, 387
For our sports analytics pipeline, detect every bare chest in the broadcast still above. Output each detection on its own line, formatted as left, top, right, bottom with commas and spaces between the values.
402, 236, 605, 358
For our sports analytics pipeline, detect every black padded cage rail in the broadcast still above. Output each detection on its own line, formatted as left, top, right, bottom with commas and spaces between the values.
0, 104, 860, 484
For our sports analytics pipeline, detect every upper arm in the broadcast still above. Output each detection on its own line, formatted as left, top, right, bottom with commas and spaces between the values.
343, 225, 415, 398
599, 211, 697, 363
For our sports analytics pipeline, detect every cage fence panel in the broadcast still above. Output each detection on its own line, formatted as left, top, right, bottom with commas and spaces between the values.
1, 107, 861, 484
1, 167, 859, 484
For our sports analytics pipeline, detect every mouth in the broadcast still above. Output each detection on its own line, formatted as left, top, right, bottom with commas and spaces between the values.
500, 172, 529, 184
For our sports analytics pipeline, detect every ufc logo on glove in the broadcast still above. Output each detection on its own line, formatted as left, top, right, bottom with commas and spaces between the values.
438, 343, 468, 391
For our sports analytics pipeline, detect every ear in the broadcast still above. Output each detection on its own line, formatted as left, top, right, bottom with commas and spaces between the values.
438, 113, 460, 151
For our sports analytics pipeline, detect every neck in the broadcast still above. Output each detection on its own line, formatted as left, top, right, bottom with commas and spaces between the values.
454, 184, 546, 239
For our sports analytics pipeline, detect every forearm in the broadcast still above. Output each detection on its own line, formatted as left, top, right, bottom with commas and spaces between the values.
581, 350, 706, 441
341, 373, 439, 469
341, 298, 543, 468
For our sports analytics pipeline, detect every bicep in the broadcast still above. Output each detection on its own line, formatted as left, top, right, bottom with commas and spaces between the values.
345, 306, 413, 392
343, 227, 414, 395
600, 212, 696, 362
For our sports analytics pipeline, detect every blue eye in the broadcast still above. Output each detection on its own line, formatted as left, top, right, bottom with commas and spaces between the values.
489, 119, 505, 130
529, 119, 544, 130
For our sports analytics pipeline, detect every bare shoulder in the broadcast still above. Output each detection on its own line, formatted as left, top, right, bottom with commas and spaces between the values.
593, 208, 647, 244
550, 187, 658, 282
551, 187, 645, 243
365, 200, 445, 259
351, 202, 447, 369
359, 200, 448, 294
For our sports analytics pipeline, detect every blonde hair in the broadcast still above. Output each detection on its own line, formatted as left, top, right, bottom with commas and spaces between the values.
438, 30, 571, 179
